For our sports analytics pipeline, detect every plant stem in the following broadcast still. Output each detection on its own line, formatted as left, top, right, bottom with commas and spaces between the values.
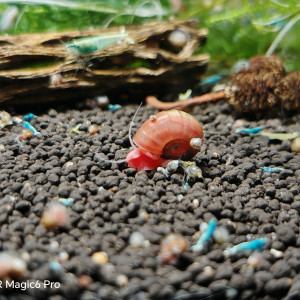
266, 12, 300, 56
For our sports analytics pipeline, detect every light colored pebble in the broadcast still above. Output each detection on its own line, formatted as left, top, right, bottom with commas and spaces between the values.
246, 234, 252, 240
21, 252, 30, 262
199, 222, 207, 232
138, 209, 149, 221
12, 116, 22, 124
271, 232, 277, 240
98, 186, 105, 193
192, 198, 200, 207
291, 137, 300, 153
116, 274, 129, 287
129, 231, 145, 248
226, 155, 234, 165
247, 252, 263, 268
50, 240, 59, 251
23, 182, 32, 191
91, 251, 109, 265
64, 161, 74, 168
270, 248, 284, 258
58, 251, 69, 263
213, 226, 230, 244
177, 194, 184, 202
203, 266, 214, 277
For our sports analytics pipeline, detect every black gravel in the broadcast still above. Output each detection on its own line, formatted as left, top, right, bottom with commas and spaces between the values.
0, 99, 299, 300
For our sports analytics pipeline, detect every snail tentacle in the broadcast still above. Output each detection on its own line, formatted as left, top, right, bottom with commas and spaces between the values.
190, 137, 204, 150
95, 103, 143, 166
128, 103, 143, 149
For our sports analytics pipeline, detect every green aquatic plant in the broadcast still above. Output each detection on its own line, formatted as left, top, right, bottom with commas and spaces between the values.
185, 0, 300, 71
0, 0, 169, 33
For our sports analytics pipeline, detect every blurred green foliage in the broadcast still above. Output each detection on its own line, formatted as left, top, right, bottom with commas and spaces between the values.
183, 0, 300, 72
0, 0, 299, 71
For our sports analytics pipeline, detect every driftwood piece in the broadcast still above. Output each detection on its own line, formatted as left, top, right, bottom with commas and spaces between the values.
0, 20, 209, 105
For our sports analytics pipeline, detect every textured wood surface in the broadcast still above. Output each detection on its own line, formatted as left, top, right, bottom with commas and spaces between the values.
0, 20, 209, 105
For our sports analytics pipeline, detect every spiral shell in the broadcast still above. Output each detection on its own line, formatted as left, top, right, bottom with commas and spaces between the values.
133, 110, 204, 160
159, 233, 188, 264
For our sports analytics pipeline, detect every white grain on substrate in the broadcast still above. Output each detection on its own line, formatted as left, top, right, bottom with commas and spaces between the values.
129, 231, 146, 248
213, 226, 230, 244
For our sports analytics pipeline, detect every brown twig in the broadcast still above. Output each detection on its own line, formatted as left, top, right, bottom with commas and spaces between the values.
146, 91, 225, 111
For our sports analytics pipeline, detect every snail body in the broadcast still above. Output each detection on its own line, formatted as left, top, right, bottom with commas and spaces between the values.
126, 109, 204, 171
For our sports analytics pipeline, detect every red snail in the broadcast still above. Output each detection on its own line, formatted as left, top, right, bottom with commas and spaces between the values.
97, 107, 204, 171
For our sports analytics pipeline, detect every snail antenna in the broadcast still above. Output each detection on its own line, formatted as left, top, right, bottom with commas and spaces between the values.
129, 102, 143, 148
95, 103, 142, 165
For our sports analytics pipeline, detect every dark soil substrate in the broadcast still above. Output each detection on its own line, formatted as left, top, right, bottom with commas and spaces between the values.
0, 100, 299, 300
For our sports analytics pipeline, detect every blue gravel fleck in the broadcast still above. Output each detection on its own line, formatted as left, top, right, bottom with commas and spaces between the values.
49, 261, 62, 273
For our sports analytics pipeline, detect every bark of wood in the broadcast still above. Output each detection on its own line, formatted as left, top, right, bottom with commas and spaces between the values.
0, 20, 209, 105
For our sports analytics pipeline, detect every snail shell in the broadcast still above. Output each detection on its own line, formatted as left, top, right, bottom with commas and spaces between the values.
167, 29, 190, 49
133, 110, 204, 160
159, 233, 188, 264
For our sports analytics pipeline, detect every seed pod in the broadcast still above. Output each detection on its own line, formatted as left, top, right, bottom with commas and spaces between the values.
227, 55, 285, 112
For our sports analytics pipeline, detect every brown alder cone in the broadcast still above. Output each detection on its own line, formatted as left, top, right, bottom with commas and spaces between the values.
226, 55, 286, 112
275, 70, 300, 112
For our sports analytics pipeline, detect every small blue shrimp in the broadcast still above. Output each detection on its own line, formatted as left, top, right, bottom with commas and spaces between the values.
58, 198, 74, 207
191, 218, 217, 252
200, 74, 222, 86
235, 127, 263, 135
22, 121, 40, 136
261, 166, 284, 173
23, 113, 36, 122
225, 238, 268, 256
66, 28, 134, 55
108, 104, 122, 112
